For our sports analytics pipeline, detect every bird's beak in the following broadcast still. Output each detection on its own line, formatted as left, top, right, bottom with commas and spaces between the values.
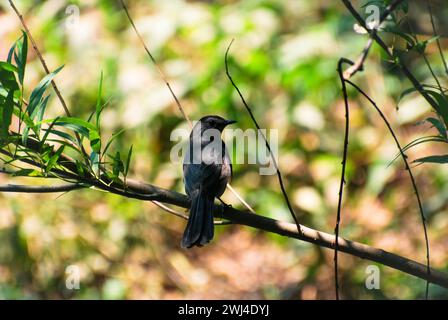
225, 119, 237, 126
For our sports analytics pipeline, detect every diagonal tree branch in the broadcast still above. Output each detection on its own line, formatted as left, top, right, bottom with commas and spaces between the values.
341, 0, 439, 111
4, 169, 447, 289
343, 0, 405, 80
0, 183, 85, 193
1, 131, 448, 290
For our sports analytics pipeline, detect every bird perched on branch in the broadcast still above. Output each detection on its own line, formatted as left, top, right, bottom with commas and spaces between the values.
182, 115, 236, 248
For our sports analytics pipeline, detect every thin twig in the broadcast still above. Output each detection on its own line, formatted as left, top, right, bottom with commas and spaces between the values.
119, 0, 191, 127
226, 183, 255, 213
119, 0, 254, 214
343, 0, 404, 80
334, 58, 352, 300
405, 17, 444, 96
8, 0, 71, 117
225, 40, 302, 233
346, 79, 431, 299
341, 0, 439, 111
340, 0, 432, 300
426, 0, 448, 76
152, 200, 188, 220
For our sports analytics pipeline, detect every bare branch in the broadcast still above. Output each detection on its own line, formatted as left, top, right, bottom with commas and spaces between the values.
341, 0, 439, 112
119, 0, 192, 128
104, 178, 448, 289
426, 0, 448, 76
0, 183, 85, 193
1, 135, 446, 290
342, 0, 404, 79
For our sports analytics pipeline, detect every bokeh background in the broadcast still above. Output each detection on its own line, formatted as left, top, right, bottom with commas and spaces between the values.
0, 0, 448, 299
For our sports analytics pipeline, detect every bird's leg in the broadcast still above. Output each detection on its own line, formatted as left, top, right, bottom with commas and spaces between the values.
218, 197, 232, 209
214, 197, 233, 225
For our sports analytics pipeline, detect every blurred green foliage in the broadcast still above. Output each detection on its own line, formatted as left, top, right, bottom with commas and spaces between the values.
0, 0, 448, 299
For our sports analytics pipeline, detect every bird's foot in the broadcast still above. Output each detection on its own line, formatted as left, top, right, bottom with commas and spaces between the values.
218, 197, 232, 209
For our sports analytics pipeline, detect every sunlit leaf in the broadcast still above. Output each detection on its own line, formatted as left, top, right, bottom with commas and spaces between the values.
44, 116, 98, 137
95, 71, 103, 129
46, 145, 65, 172
11, 31, 28, 85
112, 151, 124, 178
124, 145, 133, 177
0, 61, 19, 92
0, 90, 14, 138
27, 65, 63, 117
89, 129, 101, 153
40, 116, 60, 146
12, 168, 44, 177
90, 151, 100, 174
103, 129, 125, 156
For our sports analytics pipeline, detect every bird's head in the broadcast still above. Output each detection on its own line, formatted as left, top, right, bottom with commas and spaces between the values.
197, 115, 236, 132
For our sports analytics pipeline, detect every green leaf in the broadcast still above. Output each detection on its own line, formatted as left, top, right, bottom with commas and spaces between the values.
44, 116, 98, 137
22, 124, 31, 146
76, 160, 86, 175
413, 155, 448, 164
124, 145, 133, 177
45, 139, 83, 154
12, 31, 28, 85
13, 106, 40, 130
7, 41, 17, 64
0, 89, 14, 138
40, 116, 60, 146
0, 61, 18, 73
90, 152, 100, 174
112, 151, 124, 178
27, 65, 63, 117
34, 94, 51, 134
0, 61, 19, 92
46, 145, 65, 172
89, 129, 101, 153
384, 25, 416, 49
42, 128, 78, 144
103, 129, 125, 156
12, 168, 44, 177
96, 71, 104, 129
425, 91, 448, 129
426, 117, 447, 139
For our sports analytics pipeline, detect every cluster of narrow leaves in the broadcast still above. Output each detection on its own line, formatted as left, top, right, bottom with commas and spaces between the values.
0, 33, 133, 184
378, 4, 448, 165
400, 87, 448, 165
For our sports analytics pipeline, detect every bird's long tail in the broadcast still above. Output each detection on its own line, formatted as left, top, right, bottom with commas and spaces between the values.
181, 190, 214, 248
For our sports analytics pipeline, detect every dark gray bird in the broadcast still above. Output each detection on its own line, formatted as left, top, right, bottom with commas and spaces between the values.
182, 115, 236, 248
